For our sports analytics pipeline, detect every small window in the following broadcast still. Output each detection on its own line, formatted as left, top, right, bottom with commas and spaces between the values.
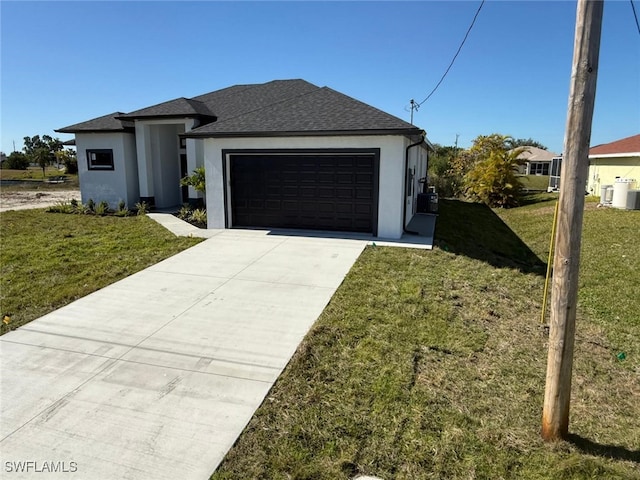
179, 137, 187, 148
87, 149, 114, 170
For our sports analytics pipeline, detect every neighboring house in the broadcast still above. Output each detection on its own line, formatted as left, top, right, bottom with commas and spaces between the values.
587, 134, 640, 195
514, 146, 559, 175
57, 79, 431, 239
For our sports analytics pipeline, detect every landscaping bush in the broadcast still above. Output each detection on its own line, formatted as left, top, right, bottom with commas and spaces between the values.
46, 201, 75, 214
190, 208, 207, 227
4, 151, 30, 170
95, 201, 110, 216
135, 201, 149, 216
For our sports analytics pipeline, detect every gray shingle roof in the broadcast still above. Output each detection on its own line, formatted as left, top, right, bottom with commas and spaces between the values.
188, 86, 419, 137
193, 79, 320, 120
56, 112, 133, 133
117, 97, 215, 120
57, 79, 421, 138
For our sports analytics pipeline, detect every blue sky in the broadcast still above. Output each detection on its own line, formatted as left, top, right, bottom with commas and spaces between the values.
1, 1, 639, 154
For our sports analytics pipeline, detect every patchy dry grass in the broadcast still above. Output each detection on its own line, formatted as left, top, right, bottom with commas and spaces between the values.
0, 209, 201, 333
211, 198, 639, 480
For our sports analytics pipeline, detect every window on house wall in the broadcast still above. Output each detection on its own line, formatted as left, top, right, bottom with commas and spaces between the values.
87, 149, 114, 170
529, 162, 550, 175
179, 137, 187, 148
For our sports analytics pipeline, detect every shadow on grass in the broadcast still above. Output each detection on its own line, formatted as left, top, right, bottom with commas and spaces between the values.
434, 199, 546, 275
567, 434, 640, 463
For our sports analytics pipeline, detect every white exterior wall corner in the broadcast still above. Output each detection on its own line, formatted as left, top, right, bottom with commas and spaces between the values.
185, 138, 205, 200
203, 135, 408, 238
75, 132, 139, 208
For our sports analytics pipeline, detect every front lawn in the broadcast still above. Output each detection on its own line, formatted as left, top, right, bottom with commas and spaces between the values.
0, 210, 201, 334
211, 198, 639, 479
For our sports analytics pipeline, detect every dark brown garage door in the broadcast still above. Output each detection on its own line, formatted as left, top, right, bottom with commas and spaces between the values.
230, 153, 378, 233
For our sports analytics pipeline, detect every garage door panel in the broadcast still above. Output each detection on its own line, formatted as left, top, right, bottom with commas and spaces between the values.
337, 174, 354, 184
282, 201, 298, 212
282, 186, 298, 197
356, 173, 372, 183
317, 187, 335, 198
318, 173, 335, 183
300, 186, 316, 197
355, 204, 372, 215
335, 203, 353, 214
356, 188, 373, 199
336, 188, 354, 199
230, 153, 376, 233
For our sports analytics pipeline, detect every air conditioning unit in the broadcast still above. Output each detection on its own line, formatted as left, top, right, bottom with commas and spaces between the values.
416, 193, 430, 213
416, 192, 438, 213
626, 190, 640, 210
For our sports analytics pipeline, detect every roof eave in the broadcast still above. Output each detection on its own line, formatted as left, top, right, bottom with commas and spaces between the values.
183, 128, 423, 139
115, 114, 216, 122
589, 152, 640, 159
55, 128, 135, 134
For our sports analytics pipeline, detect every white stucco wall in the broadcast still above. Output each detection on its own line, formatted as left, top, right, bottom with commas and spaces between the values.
204, 135, 420, 239
151, 124, 181, 208
122, 134, 139, 206
75, 132, 139, 208
134, 118, 198, 208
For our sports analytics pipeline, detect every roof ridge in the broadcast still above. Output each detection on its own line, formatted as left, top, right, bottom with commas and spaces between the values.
191, 84, 257, 102
320, 86, 415, 127
200, 83, 321, 127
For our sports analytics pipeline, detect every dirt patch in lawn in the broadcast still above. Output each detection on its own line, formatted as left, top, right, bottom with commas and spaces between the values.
0, 189, 80, 212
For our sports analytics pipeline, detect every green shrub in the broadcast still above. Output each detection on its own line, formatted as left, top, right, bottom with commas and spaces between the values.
180, 166, 206, 194
190, 208, 207, 227
135, 201, 149, 216
464, 149, 525, 208
115, 200, 129, 217
95, 201, 110, 216
46, 201, 75, 214
178, 204, 192, 220
4, 151, 30, 170
85, 198, 95, 213
64, 156, 78, 174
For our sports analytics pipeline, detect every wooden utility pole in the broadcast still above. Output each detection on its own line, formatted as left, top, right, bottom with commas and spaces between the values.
542, 0, 603, 441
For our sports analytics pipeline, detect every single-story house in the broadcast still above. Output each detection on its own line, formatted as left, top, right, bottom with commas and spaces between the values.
514, 146, 559, 175
57, 79, 431, 239
587, 133, 640, 195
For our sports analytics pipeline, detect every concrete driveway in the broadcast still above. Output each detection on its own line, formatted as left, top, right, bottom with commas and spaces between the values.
0, 230, 367, 479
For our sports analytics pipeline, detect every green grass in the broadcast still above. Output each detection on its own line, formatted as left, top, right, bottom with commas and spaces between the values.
211, 198, 640, 480
519, 174, 551, 191
0, 209, 201, 333
0, 166, 79, 189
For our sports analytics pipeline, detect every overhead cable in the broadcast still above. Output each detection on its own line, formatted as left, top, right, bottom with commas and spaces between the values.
418, 0, 485, 106
631, 0, 640, 36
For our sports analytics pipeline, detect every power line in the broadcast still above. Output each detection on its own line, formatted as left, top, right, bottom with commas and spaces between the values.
631, 0, 640, 36
417, 0, 485, 107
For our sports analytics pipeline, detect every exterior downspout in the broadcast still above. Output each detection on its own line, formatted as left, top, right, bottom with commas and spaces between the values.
403, 131, 426, 235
